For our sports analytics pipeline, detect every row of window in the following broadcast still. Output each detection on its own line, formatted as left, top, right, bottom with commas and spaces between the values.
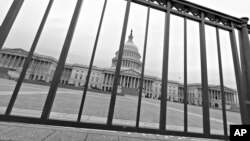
74, 74, 99, 83
75, 69, 100, 76
123, 52, 140, 59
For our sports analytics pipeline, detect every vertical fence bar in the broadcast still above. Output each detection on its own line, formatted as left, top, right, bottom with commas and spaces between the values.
237, 18, 250, 124
77, 0, 107, 122
240, 18, 250, 123
199, 12, 210, 135
238, 30, 244, 73
160, 1, 171, 131
0, 0, 24, 50
229, 22, 249, 124
183, 16, 188, 133
5, 0, 54, 116
136, 5, 150, 128
41, 0, 84, 119
107, 0, 131, 126
236, 27, 246, 124
215, 27, 228, 136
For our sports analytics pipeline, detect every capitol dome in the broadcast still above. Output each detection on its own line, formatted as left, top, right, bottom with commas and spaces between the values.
112, 30, 142, 72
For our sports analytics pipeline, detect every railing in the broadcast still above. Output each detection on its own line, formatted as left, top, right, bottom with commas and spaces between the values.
0, 0, 250, 140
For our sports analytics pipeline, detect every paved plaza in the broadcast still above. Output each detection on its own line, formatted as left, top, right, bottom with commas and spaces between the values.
0, 78, 241, 135
0, 121, 225, 141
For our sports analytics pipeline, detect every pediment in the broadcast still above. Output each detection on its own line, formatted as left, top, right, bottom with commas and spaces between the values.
5, 48, 28, 55
120, 69, 140, 76
210, 85, 236, 93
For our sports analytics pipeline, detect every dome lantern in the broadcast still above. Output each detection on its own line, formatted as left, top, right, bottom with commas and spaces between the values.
128, 30, 133, 41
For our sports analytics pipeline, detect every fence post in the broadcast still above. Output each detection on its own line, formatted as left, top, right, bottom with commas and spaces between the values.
239, 17, 250, 124
160, 0, 171, 131
199, 11, 210, 135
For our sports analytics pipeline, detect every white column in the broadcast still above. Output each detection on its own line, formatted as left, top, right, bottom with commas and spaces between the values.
225, 93, 228, 103
128, 77, 130, 88
130, 77, 133, 88
230, 93, 233, 103
38, 61, 42, 72
133, 77, 136, 88
46, 62, 50, 72
104, 73, 107, 85
6, 55, 12, 68
120, 76, 123, 86
15, 56, 21, 68
40, 61, 44, 73
135, 78, 137, 88
123, 76, 126, 87
34, 60, 39, 71
1, 54, 7, 66
38, 61, 41, 72
42, 61, 45, 73
6, 55, 11, 67
109, 74, 111, 85
147, 80, 149, 91
234, 94, 236, 103
119, 75, 122, 85
124, 76, 127, 87
11, 55, 16, 68
232, 93, 235, 103
11, 55, 17, 68
106, 74, 109, 85
8, 55, 14, 68
127, 76, 129, 87
3, 54, 7, 63
150, 81, 152, 91
65, 68, 68, 78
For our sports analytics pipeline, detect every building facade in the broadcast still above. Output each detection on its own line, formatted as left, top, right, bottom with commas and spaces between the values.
0, 31, 239, 109
178, 84, 239, 109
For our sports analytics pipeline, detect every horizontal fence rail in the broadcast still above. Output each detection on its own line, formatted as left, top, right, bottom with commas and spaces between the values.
0, 0, 250, 140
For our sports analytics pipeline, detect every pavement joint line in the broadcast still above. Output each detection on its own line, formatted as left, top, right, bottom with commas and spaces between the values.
84, 133, 89, 141
41, 129, 57, 141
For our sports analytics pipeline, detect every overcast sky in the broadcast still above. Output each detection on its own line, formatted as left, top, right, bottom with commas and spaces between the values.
0, 0, 250, 89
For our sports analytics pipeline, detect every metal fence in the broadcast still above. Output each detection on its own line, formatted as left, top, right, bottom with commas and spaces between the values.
0, 0, 250, 140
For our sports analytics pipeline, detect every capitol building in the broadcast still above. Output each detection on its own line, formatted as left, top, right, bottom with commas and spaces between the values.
0, 31, 239, 109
